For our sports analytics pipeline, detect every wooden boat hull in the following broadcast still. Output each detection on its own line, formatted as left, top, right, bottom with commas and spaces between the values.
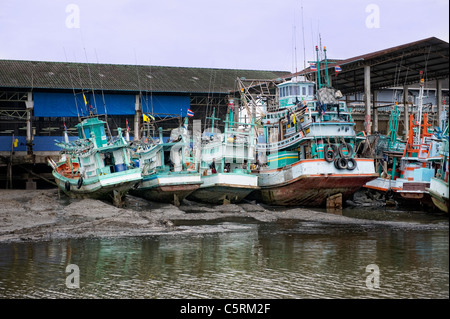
131, 172, 202, 205
254, 158, 377, 207
187, 173, 259, 204
257, 174, 378, 206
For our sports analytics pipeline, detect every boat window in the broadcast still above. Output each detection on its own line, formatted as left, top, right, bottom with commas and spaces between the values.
294, 86, 300, 96
308, 86, 313, 96
302, 86, 306, 96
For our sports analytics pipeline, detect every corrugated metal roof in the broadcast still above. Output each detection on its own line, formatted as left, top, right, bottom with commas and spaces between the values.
288, 37, 449, 94
0, 60, 290, 94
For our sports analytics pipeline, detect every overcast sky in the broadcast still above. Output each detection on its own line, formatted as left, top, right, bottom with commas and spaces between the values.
0, 0, 448, 72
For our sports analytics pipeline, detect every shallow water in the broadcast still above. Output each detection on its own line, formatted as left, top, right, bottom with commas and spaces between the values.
0, 207, 448, 299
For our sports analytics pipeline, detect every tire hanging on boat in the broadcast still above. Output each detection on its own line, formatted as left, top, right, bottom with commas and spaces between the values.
346, 158, 357, 170
77, 177, 83, 189
334, 157, 348, 169
324, 144, 337, 163
338, 142, 353, 159
385, 188, 395, 200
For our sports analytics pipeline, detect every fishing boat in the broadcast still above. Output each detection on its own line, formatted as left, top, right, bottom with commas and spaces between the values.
426, 125, 449, 213
250, 46, 378, 207
130, 117, 202, 206
47, 117, 142, 207
187, 105, 259, 204
364, 72, 443, 209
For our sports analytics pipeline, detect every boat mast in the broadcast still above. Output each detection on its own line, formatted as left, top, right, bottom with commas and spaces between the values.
206, 107, 221, 133
315, 46, 321, 89
323, 46, 329, 87
415, 71, 425, 145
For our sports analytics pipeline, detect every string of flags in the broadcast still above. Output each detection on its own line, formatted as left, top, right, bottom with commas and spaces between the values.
309, 63, 342, 73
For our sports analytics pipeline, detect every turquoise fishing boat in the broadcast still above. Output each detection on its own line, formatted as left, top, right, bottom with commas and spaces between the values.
365, 72, 444, 209
249, 46, 377, 207
187, 105, 259, 205
426, 124, 449, 213
130, 118, 202, 206
47, 117, 142, 207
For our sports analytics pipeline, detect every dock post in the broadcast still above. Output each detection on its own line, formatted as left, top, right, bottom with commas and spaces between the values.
364, 65, 372, 135
436, 79, 442, 128
25, 92, 34, 155
134, 95, 141, 141
373, 90, 378, 133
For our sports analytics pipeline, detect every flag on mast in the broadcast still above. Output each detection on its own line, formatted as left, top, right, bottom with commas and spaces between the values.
143, 113, 155, 123
187, 109, 194, 117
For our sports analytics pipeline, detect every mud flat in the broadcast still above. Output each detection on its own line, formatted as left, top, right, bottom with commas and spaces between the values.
0, 189, 447, 243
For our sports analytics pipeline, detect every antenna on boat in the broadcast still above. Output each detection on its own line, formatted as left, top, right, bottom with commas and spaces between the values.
301, 0, 307, 71
94, 49, 113, 139
134, 49, 145, 139
293, 10, 298, 75
83, 47, 98, 116
63, 47, 85, 139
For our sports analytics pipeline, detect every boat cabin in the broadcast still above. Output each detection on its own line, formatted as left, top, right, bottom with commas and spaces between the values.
278, 79, 315, 109
76, 117, 108, 148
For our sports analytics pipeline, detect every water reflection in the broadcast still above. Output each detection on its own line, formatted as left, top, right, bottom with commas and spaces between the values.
0, 220, 448, 299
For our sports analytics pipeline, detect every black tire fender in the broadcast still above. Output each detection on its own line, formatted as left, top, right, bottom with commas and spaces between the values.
334, 157, 348, 169
338, 142, 353, 159
324, 144, 337, 163
65, 181, 71, 191
347, 158, 357, 170
77, 177, 83, 189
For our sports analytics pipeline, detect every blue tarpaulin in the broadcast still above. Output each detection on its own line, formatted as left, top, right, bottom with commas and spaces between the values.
34, 92, 136, 117
34, 93, 190, 117
140, 95, 190, 116
0, 136, 79, 151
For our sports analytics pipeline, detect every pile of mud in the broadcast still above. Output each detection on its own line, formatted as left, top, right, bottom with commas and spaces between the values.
0, 189, 447, 243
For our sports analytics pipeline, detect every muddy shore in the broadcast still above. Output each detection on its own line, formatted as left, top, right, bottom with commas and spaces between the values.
0, 189, 447, 243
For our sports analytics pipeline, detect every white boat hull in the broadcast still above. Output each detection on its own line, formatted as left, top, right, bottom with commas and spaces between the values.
188, 172, 259, 204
